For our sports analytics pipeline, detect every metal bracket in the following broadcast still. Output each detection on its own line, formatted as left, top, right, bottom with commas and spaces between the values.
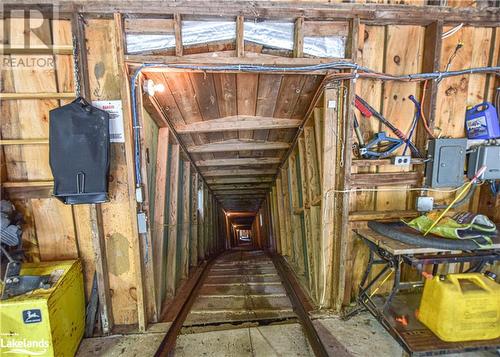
1, 259, 51, 300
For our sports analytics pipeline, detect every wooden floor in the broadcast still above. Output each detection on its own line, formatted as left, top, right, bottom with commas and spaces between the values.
183, 248, 297, 329
75, 247, 499, 356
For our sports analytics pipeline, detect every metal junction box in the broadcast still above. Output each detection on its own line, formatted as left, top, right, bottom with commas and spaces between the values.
467, 145, 500, 180
425, 138, 467, 188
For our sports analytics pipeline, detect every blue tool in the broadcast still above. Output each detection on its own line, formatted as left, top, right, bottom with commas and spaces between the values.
358, 132, 404, 159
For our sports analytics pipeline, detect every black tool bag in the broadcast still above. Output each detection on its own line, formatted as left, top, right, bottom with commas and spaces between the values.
49, 97, 110, 204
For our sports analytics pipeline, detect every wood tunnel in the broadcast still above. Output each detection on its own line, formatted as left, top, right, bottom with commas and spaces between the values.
1, 2, 499, 353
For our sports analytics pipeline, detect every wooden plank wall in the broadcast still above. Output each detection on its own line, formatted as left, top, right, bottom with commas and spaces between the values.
1, 15, 226, 331
1, 2, 497, 326
267, 21, 499, 310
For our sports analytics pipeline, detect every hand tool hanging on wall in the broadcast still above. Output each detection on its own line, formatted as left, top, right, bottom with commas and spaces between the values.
358, 132, 404, 159
355, 95, 424, 158
353, 114, 404, 159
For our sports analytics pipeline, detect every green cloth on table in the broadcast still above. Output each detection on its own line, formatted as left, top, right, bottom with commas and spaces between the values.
405, 212, 496, 246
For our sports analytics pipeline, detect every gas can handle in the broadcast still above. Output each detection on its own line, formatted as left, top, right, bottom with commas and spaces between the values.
469, 102, 490, 114
446, 274, 492, 292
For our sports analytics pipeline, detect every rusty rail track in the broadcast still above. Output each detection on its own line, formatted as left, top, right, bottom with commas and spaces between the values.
154, 249, 332, 356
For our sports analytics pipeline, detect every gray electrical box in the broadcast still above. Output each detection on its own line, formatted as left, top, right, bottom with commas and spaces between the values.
467, 145, 500, 180
425, 138, 467, 188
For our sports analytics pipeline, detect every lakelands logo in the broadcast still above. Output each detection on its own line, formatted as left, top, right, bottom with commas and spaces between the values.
1, 3, 59, 71
0, 337, 49, 355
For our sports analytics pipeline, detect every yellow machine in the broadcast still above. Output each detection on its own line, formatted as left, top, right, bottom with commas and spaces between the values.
0, 260, 85, 357
418, 272, 500, 342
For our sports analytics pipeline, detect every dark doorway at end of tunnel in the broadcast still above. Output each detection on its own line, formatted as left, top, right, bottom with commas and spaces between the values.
237, 229, 252, 246
224, 211, 260, 249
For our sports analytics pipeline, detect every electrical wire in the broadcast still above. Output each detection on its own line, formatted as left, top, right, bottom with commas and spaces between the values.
130, 62, 500, 189
444, 42, 464, 73
323, 182, 471, 196
441, 23, 464, 39
403, 110, 418, 156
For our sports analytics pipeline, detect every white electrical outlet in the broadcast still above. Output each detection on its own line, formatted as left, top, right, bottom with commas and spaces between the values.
391, 155, 411, 166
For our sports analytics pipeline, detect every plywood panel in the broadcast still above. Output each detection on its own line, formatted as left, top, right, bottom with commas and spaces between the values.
32, 198, 78, 260
236, 73, 258, 143
213, 73, 238, 141
353, 25, 385, 212
377, 25, 424, 212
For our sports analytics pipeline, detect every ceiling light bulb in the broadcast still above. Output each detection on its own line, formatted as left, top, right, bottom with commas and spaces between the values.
143, 79, 164, 96
154, 83, 165, 93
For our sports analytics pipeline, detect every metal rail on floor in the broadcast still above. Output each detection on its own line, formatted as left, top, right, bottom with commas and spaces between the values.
154, 250, 332, 357
270, 253, 329, 357
154, 253, 221, 357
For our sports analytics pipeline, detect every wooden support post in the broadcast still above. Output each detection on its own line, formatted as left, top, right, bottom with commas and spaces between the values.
417, 20, 443, 151
153, 128, 170, 311
89, 205, 114, 333
332, 17, 359, 311
236, 15, 244, 57
313, 108, 323, 181
298, 136, 317, 300
197, 180, 205, 261
280, 166, 293, 260
136, 80, 158, 323
73, 12, 113, 333
297, 134, 319, 299
114, 13, 150, 330
173, 13, 183, 57
180, 161, 191, 280
190, 172, 199, 266
275, 179, 287, 256
319, 85, 339, 309
166, 144, 181, 299
293, 17, 304, 58
288, 151, 305, 276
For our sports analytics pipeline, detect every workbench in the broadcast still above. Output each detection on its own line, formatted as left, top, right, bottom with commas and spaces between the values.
351, 227, 500, 356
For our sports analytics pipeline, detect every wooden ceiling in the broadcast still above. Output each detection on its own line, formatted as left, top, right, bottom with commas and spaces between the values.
145, 71, 324, 211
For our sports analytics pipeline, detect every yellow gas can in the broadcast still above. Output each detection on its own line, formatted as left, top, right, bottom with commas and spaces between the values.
418, 272, 500, 342
0, 260, 85, 356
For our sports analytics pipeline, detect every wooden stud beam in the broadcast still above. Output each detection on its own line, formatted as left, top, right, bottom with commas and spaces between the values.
175, 116, 301, 133
173, 13, 183, 57
0, 92, 75, 100
47, 2, 500, 25
0, 139, 49, 145
352, 158, 425, 167
214, 189, 269, 195
416, 21, 443, 151
205, 177, 274, 185
195, 157, 281, 167
236, 15, 244, 58
350, 172, 420, 188
210, 184, 271, 190
201, 168, 276, 177
293, 17, 304, 58
187, 140, 290, 153
115, 12, 150, 330
126, 55, 344, 74
348, 210, 419, 222
2, 180, 53, 188
0, 44, 73, 54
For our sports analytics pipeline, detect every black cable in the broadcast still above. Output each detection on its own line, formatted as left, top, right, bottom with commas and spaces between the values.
368, 221, 490, 250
